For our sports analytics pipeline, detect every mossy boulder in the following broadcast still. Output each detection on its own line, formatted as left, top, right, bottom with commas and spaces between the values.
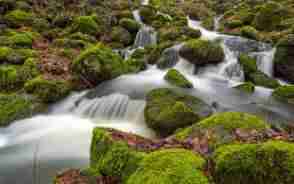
144, 88, 212, 136
239, 54, 280, 89
272, 85, 294, 104
125, 58, 147, 73
274, 34, 294, 83
0, 47, 37, 64
139, 6, 157, 24
110, 26, 132, 47
241, 26, 259, 40
213, 141, 294, 184
72, 43, 127, 86
157, 47, 179, 69
179, 39, 225, 66
174, 112, 269, 149
252, 2, 284, 31
72, 15, 100, 35
4, 9, 33, 27
90, 128, 146, 182
0, 93, 44, 126
119, 18, 141, 34
127, 149, 209, 184
164, 69, 193, 88
248, 71, 280, 89
24, 76, 71, 103
234, 82, 255, 93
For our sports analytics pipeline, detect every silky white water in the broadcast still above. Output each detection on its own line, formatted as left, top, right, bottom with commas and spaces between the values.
0, 3, 293, 184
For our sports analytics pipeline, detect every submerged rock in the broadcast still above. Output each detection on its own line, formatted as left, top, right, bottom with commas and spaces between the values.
144, 88, 212, 136
213, 141, 294, 184
179, 39, 224, 66
127, 149, 209, 184
164, 69, 193, 88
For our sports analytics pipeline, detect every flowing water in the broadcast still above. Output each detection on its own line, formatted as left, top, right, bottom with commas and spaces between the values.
1, 3, 294, 184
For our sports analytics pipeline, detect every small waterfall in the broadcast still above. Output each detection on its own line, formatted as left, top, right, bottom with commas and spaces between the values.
142, 0, 149, 5
214, 15, 223, 31
157, 46, 180, 69
187, 17, 219, 40
250, 48, 276, 77
132, 10, 143, 24
134, 26, 157, 48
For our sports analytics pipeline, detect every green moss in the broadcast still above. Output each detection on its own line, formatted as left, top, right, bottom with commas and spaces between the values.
0, 65, 19, 91
241, 26, 259, 40
127, 149, 209, 184
125, 58, 146, 73
144, 88, 212, 136
234, 82, 255, 93
24, 76, 71, 103
213, 141, 294, 184
72, 15, 100, 35
253, 2, 284, 31
272, 85, 294, 104
119, 18, 141, 34
164, 69, 193, 88
139, 6, 157, 24
248, 71, 280, 89
0, 94, 43, 126
238, 54, 258, 75
72, 43, 126, 86
225, 19, 243, 29
90, 128, 146, 182
4, 9, 33, 27
179, 39, 224, 66
0, 47, 12, 62
174, 112, 269, 144
110, 27, 132, 46
7, 32, 34, 48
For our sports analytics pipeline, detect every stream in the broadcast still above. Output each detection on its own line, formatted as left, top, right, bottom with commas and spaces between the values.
0, 1, 294, 184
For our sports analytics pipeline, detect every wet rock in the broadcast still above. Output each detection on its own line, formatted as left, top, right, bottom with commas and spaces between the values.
179, 39, 224, 66
164, 69, 193, 88
144, 88, 212, 136
272, 85, 294, 105
157, 47, 179, 69
234, 82, 255, 93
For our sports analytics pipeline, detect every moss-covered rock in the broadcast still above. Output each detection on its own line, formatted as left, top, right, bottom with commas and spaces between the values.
119, 18, 141, 34
241, 26, 259, 40
139, 6, 157, 24
72, 43, 127, 86
164, 69, 193, 88
274, 34, 294, 83
110, 26, 132, 47
24, 76, 71, 103
4, 9, 33, 27
179, 39, 224, 66
248, 71, 280, 89
272, 85, 294, 104
252, 2, 284, 31
213, 141, 294, 184
174, 112, 269, 149
72, 15, 100, 35
0, 93, 44, 126
239, 54, 280, 88
144, 88, 212, 136
234, 82, 255, 93
127, 149, 209, 184
90, 128, 146, 182
125, 58, 147, 73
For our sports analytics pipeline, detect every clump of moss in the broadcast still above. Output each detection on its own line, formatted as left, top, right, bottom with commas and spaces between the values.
7, 32, 34, 48
234, 82, 255, 93
127, 149, 209, 184
164, 69, 193, 88
241, 26, 259, 40
72, 15, 100, 35
110, 26, 132, 47
90, 128, 146, 182
238, 53, 258, 75
119, 18, 141, 34
4, 9, 33, 27
72, 43, 127, 86
179, 39, 224, 66
174, 112, 269, 148
139, 6, 157, 24
24, 76, 71, 103
0, 94, 44, 126
272, 85, 294, 104
213, 141, 294, 184
144, 88, 212, 136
